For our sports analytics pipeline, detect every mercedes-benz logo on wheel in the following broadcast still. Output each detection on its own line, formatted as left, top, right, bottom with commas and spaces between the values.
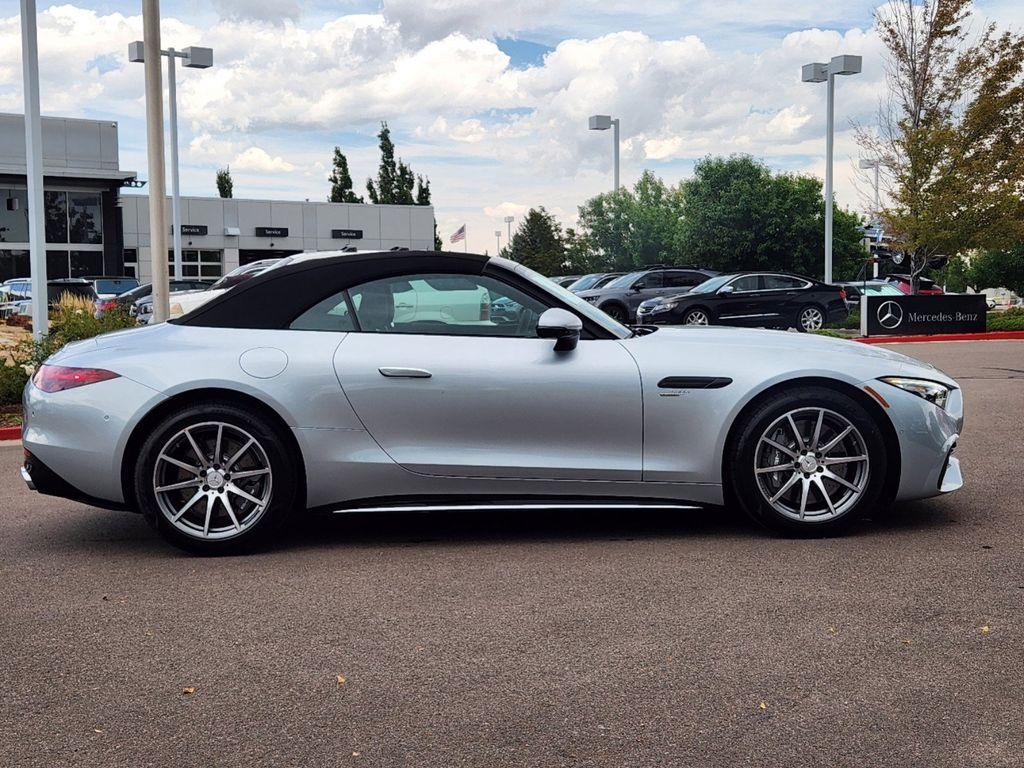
877, 300, 903, 329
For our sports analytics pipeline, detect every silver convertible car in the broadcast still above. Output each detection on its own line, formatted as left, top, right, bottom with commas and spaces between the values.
20, 250, 964, 552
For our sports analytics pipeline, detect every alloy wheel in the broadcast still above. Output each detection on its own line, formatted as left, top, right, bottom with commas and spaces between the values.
685, 309, 709, 325
800, 307, 824, 332
153, 422, 273, 540
753, 407, 869, 521
604, 305, 628, 323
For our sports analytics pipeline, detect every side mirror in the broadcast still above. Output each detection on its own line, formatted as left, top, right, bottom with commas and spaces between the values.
631, 282, 645, 292
537, 308, 583, 352
718, 285, 735, 295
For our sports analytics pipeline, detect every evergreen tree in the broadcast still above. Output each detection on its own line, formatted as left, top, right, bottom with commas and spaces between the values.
216, 167, 233, 199
507, 207, 566, 275
327, 147, 363, 203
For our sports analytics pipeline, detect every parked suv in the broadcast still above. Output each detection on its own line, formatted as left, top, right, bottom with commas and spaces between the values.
575, 266, 720, 323
636, 272, 848, 332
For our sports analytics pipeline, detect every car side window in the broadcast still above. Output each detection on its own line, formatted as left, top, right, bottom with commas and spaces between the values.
289, 293, 357, 332
635, 272, 663, 289
729, 275, 763, 292
665, 271, 703, 288
763, 275, 805, 290
290, 273, 551, 337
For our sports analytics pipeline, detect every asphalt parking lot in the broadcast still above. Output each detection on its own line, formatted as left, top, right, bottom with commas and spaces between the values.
1, 340, 1022, 767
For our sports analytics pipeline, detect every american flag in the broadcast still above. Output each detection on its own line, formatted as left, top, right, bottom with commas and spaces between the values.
450, 225, 466, 243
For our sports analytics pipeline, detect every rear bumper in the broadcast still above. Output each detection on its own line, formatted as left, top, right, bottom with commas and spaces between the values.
21, 451, 129, 511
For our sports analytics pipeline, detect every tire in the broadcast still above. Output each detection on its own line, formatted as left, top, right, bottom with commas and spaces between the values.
683, 308, 711, 325
133, 401, 299, 554
601, 302, 629, 324
726, 386, 887, 537
796, 304, 825, 332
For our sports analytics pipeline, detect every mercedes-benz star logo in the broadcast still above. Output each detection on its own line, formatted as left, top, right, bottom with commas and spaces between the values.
877, 300, 904, 330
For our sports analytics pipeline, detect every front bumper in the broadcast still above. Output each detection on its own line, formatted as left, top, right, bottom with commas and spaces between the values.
876, 381, 965, 501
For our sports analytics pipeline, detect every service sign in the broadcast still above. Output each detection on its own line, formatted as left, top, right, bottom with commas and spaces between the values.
178, 224, 208, 236
254, 227, 289, 237
862, 294, 987, 336
331, 229, 363, 239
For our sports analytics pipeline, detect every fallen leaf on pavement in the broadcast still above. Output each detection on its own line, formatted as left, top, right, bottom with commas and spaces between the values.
759, 701, 767, 711
337, 675, 346, 686
980, 625, 990, 634
182, 687, 196, 695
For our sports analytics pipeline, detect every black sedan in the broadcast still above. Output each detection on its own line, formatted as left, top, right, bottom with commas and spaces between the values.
636, 272, 848, 332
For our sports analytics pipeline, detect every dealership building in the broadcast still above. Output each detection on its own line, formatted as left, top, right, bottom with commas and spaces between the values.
0, 113, 436, 284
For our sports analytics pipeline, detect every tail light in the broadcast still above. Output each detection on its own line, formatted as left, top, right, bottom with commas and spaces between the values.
838, 288, 847, 301
96, 299, 117, 312
33, 365, 119, 393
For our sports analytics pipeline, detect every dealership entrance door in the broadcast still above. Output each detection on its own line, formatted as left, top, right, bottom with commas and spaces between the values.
239, 249, 302, 266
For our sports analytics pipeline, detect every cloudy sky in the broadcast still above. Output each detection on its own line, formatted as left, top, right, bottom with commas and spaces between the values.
1, 0, 1020, 254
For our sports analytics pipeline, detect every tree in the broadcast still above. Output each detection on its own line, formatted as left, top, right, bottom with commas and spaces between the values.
678, 155, 864, 279
366, 121, 420, 204
216, 167, 233, 199
576, 171, 686, 270
327, 148, 363, 203
934, 253, 971, 292
856, 0, 1024, 293
506, 207, 566, 275
969, 248, 1024, 295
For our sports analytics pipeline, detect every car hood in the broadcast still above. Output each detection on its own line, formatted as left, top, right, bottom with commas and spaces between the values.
623, 325, 955, 386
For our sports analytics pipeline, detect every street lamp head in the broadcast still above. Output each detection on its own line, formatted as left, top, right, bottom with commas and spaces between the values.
588, 114, 612, 131
859, 158, 879, 169
183, 46, 213, 69
494, 230, 502, 237
829, 54, 862, 76
503, 215, 514, 224
801, 62, 828, 83
128, 41, 145, 63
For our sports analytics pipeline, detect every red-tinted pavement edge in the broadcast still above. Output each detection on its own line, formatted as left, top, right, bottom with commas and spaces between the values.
856, 330, 1024, 344
0, 427, 21, 441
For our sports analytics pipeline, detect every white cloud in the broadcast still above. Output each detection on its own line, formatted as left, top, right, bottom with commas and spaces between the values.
213, 0, 301, 23
0, 2, 908, 253
231, 147, 296, 172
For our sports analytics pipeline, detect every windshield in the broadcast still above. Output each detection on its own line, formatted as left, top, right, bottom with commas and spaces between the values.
498, 259, 632, 339
604, 271, 645, 290
566, 274, 603, 291
688, 275, 734, 295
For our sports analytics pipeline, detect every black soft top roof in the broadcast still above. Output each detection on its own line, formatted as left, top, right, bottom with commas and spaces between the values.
174, 250, 490, 329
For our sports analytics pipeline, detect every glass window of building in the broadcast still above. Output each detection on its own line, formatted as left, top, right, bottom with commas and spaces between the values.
46, 250, 70, 279
68, 193, 103, 244
0, 249, 31, 282
70, 250, 104, 277
168, 249, 222, 278
45, 191, 68, 243
0, 189, 29, 243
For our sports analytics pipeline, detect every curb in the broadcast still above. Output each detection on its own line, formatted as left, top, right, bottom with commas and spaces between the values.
0, 426, 21, 442
856, 330, 1024, 344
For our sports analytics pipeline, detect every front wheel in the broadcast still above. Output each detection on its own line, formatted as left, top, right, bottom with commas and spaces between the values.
601, 303, 629, 324
683, 308, 710, 325
133, 401, 299, 553
727, 386, 887, 536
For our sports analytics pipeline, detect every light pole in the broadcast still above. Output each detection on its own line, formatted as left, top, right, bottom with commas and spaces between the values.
802, 55, 862, 284
504, 215, 514, 242
129, 40, 212, 282
19, 0, 47, 339
588, 114, 620, 191
859, 158, 882, 278
494, 230, 502, 254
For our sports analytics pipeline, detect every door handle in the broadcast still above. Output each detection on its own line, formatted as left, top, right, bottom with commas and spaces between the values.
379, 367, 432, 379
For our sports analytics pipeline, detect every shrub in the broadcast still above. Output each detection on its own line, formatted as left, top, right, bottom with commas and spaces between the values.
12, 293, 135, 372
0, 363, 29, 406
987, 307, 1024, 332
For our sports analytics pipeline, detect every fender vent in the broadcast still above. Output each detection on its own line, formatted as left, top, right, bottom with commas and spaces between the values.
658, 376, 732, 389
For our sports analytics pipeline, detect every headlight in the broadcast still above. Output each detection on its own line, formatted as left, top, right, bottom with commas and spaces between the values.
879, 376, 951, 410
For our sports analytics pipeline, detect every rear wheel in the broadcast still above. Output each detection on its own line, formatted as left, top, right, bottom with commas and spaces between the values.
797, 305, 825, 332
727, 386, 887, 536
134, 402, 299, 553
